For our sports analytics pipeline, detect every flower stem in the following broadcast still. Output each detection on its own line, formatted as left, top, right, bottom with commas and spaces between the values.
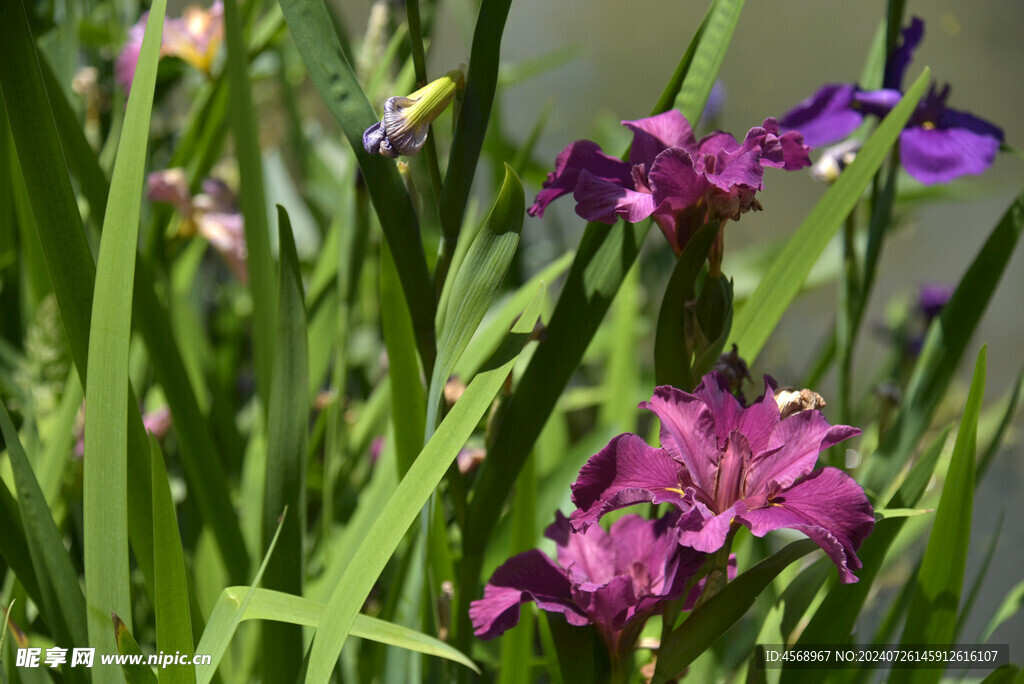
694, 532, 735, 608
836, 209, 859, 428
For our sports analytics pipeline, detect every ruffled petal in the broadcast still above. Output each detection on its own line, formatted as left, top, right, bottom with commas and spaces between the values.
677, 500, 746, 553
760, 118, 813, 170
529, 140, 633, 217
570, 434, 688, 532
780, 84, 862, 147
640, 385, 720, 496
573, 169, 658, 224
623, 110, 698, 168
747, 410, 859, 493
470, 550, 587, 639
737, 467, 874, 583
648, 147, 709, 213
546, 512, 617, 585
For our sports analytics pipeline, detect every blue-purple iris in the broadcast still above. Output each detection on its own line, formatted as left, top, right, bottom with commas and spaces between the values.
780, 17, 1004, 185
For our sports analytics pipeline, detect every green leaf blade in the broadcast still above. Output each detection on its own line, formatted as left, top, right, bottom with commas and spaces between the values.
261, 207, 310, 681
428, 164, 524, 435
892, 347, 985, 684
83, 0, 166, 673
150, 438, 196, 684
305, 286, 546, 683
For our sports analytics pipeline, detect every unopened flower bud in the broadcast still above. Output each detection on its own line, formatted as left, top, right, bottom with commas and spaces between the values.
363, 69, 464, 157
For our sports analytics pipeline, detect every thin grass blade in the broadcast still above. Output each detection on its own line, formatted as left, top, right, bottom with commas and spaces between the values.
305, 285, 546, 683
150, 437, 196, 684
891, 348, 986, 684
82, 0, 166, 672
261, 207, 309, 681
0, 401, 88, 683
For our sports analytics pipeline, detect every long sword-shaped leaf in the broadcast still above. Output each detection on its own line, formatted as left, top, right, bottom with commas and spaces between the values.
277, 0, 435, 369
0, 402, 88, 684
195, 511, 287, 684
0, 480, 44, 606
223, 0, 276, 410
439, 0, 515, 247
0, 0, 157, 594
674, 0, 745, 122
864, 190, 1024, 495
305, 286, 546, 683
727, 68, 930, 362
214, 587, 480, 673
261, 207, 309, 681
428, 165, 524, 436
653, 540, 818, 684
891, 348, 985, 684
150, 438, 196, 684
83, 0, 166, 674
113, 615, 158, 684
782, 427, 951, 684
381, 239, 427, 477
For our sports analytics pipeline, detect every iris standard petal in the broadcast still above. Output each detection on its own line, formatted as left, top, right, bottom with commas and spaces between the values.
884, 16, 924, 90
570, 433, 689, 533
640, 385, 720, 495
747, 410, 860, 493
648, 147, 709, 213
623, 109, 698, 168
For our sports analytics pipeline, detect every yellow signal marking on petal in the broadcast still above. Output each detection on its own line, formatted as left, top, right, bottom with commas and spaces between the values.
922, 121, 937, 130
663, 487, 686, 497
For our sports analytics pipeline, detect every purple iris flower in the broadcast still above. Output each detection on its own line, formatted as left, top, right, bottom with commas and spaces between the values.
917, 282, 953, 322
570, 373, 875, 584
780, 17, 1004, 185
470, 511, 706, 657
528, 111, 810, 254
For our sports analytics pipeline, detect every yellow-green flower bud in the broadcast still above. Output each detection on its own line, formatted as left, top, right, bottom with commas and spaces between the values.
363, 69, 464, 157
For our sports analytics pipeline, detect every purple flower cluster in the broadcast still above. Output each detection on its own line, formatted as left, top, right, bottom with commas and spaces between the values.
780, 18, 1004, 185
528, 111, 810, 254
472, 372, 875, 652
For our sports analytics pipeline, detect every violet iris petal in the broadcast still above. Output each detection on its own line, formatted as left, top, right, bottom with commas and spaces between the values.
570, 373, 873, 583
737, 467, 875, 584
570, 434, 690, 532
781, 17, 1004, 185
899, 114, 1003, 185
527, 140, 632, 218
778, 84, 863, 147
471, 512, 703, 656
884, 16, 924, 90
528, 110, 810, 254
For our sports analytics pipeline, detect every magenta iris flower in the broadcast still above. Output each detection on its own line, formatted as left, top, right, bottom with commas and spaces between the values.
470, 511, 705, 657
780, 17, 1004, 185
570, 374, 874, 584
528, 111, 810, 254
